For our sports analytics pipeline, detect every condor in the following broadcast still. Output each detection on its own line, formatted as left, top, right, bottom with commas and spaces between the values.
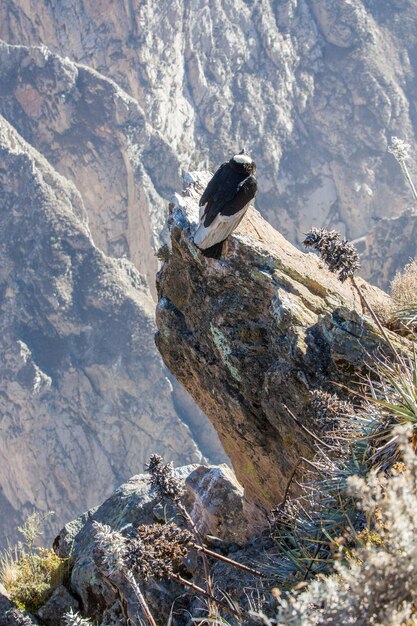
194, 153, 257, 258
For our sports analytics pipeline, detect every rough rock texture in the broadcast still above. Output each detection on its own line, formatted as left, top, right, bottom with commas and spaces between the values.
156, 172, 397, 510
360, 208, 417, 290
0, 117, 225, 547
35, 586, 79, 626
2, 0, 417, 246
0, 39, 178, 292
0, 593, 39, 625
53, 464, 257, 625
0, 39, 227, 548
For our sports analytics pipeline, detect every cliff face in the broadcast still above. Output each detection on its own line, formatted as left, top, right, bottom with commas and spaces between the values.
155, 172, 394, 511
0, 116, 222, 546
1, 0, 417, 249
0, 40, 179, 293
0, 39, 228, 547
360, 209, 417, 290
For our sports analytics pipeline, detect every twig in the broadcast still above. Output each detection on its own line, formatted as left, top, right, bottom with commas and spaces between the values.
299, 456, 323, 472
177, 502, 216, 614
275, 459, 302, 517
284, 404, 334, 450
125, 571, 157, 626
193, 543, 266, 578
170, 572, 243, 618
350, 277, 401, 361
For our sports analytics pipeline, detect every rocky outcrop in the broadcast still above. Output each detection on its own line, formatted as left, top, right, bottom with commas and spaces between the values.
156, 172, 395, 511
0, 117, 227, 547
35, 586, 79, 626
1, 0, 417, 248
53, 463, 261, 625
360, 208, 417, 290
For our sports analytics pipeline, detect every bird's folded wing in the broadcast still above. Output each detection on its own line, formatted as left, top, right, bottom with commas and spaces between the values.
205, 175, 257, 224
199, 162, 228, 206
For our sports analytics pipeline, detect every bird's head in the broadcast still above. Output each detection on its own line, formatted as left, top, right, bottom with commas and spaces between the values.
230, 152, 256, 175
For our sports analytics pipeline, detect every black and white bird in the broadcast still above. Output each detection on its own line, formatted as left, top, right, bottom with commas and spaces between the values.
193, 152, 257, 258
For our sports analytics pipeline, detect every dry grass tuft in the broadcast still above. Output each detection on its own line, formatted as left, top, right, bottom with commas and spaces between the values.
5, 547, 66, 613
390, 260, 417, 333
391, 260, 417, 306
0, 511, 67, 613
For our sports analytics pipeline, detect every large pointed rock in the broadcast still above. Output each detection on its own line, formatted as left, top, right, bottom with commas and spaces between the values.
155, 172, 395, 513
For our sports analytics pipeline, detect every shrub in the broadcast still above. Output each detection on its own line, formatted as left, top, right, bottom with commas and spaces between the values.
268, 425, 417, 626
0, 511, 67, 613
7, 548, 66, 612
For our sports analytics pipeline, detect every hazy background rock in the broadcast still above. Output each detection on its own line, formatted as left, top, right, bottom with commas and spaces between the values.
360, 208, 417, 289
1, 0, 417, 249
0, 117, 225, 547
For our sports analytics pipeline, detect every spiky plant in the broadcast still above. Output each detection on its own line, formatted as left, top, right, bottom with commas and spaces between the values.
125, 522, 193, 581
63, 609, 94, 626
303, 227, 401, 358
145, 454, 185, 503
303, 228, 360, 282
271, 348, 417, 586
359, 351, 417, 467
145, 453, 216, 612
267, 425, 417, 626
92, 521, 157, 626
391, 260, 417, 335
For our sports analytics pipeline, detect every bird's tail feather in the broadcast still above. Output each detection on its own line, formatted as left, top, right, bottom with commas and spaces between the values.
201, 240, 225, 259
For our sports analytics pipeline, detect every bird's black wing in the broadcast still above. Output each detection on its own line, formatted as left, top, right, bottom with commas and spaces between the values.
206, 175, 258, 224
201, 166, 248, 227
199, 162, 229, 207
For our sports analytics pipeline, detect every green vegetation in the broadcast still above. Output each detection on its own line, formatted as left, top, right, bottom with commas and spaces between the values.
0, 511, 67, 613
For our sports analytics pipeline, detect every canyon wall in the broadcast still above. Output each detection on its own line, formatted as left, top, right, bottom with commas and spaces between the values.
2, 0, 417, 248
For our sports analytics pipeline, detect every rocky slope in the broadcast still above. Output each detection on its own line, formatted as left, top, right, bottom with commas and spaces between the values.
1, 0, 417, 250
0, 39, 179, 294
0, 116, 226, 547
155, 172, 397, 511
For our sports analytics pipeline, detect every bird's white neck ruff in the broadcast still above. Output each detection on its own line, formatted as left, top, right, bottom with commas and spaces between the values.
232, 154, 252, 164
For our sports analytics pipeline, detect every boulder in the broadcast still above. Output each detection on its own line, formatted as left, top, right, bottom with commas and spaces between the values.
0, 593, 39, 625
54, 464, 252, 624
35, 586, 79, 626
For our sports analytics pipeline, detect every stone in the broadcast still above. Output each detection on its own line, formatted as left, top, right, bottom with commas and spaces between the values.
35, 586, 79, 626
0, 593, 38, 625
53, 463, 252, 624
155, 172, 403, 513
